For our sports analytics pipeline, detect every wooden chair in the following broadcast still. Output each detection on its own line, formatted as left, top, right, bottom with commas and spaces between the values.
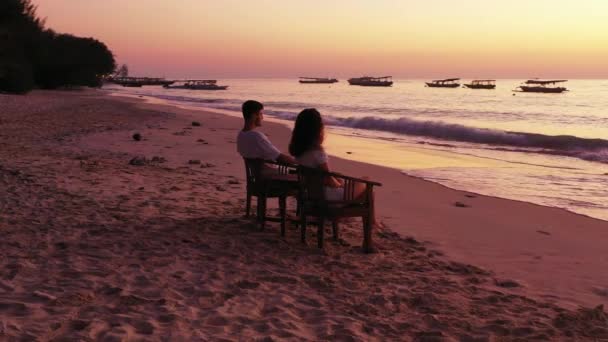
297, 166, 382, 253
243, 158, 298, 236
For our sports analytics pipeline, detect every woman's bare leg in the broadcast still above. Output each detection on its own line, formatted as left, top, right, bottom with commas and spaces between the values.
353, 177, 381, 227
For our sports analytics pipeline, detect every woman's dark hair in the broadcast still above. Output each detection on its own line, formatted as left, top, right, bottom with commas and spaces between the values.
289, 108, 324, 157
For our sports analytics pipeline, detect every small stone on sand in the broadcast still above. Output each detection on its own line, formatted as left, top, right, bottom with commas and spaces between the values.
129, 156, 148, 166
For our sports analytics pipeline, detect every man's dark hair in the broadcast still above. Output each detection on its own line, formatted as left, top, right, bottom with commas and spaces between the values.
242, 100, 263, 121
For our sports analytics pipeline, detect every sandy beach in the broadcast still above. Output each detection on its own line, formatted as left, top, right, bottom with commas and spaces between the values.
1, 90, 607, 341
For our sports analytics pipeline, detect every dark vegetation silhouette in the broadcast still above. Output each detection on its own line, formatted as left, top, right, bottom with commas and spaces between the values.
0, 0, 115, 94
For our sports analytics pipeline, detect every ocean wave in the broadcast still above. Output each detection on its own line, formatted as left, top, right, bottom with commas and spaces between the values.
268, 111, 608, 163
332, 116, 608, 149
134, 92, 608, 164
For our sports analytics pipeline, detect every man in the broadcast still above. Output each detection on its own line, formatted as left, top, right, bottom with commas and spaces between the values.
237, 100, 295, 165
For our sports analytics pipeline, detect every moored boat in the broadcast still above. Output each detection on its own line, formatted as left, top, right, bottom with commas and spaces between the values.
348, 76, 393, 87
110, 77, 174, 87
163, 80, 228, 90
464, 80, 496, 89
299, 77, 338, 84
426, 78, 460, 88
516, 79, 568, 93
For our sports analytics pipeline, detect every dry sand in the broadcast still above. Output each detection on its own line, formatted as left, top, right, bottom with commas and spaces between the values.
1, 90, 607, 341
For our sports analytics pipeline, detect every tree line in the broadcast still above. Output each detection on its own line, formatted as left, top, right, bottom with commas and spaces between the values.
0, 0, 116, 94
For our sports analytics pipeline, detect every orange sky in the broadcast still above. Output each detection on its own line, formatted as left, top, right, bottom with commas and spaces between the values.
33, 0, 608, 78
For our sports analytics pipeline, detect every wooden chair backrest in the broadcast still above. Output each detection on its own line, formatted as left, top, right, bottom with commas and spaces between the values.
298, 166, 377, 205
297, 166, 327, 202
244, 158, 265, 192
244, 158, 296, 192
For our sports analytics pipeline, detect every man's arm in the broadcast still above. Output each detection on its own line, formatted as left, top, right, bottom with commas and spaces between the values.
256, 132, 296, 164
276, 153, 296, 165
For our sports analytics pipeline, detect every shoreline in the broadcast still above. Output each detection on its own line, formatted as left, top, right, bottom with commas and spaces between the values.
107, 86, 608, 222
106, 90, 608, 310
2, 90, 608, 340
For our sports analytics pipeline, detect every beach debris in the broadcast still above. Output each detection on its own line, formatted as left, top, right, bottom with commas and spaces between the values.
79, 159, 99, 170
192, 121, 201, 126
236, 280, 260, 290
197, 138, 209, 144
200, 163, 215, 168
554, 305, 607, 330
495, 278, 521, 288
71, 319, 91, 331
453, 201, 470, 208
129, 156, 149, 166
445, 261, 489, 276
33, 290, 57, 301
414, 330, 444, 341
346, 151, 353, 154
132, 133, 142, 141
592, 287, 608, 298
591, 287, 608, 298
150, 156, 166, 164
464, 194, 477, 198
216, 185, 227, 191
188, 159, 201, 165
536, 230, 551, 236
55, 242, 68, 250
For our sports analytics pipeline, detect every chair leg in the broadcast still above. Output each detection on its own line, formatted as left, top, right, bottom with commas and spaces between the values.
332, 220, 339, 241
256, 196, 261, 222
294, 198, 301, 230
260, 195, 267, 231
300, 212, 307, 243
279, 196, 287, 237
245, 191, 252, 217
363, 216, 373, 253
318, 217, 325, 248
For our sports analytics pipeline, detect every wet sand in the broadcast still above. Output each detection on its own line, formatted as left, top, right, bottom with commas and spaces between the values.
0, 90, 607, 340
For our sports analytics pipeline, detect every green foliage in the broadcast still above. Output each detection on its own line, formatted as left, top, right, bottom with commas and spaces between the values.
0, 63, 34, 94
0, 0, 116, 94
35, 32, 116, 89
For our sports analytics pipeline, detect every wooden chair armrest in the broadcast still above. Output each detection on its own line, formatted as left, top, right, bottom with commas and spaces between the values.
297, 165, 382, 187
326, 171, 382, 187
263, 159, 297, 168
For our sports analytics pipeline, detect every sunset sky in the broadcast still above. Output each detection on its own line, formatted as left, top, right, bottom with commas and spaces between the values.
34, 0, 608, 78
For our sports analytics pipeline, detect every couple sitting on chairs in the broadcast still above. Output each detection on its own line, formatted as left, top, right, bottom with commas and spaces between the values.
237, 100, 380, 252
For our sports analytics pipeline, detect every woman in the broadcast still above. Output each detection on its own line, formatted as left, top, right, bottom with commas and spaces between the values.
289, 108, 372, 206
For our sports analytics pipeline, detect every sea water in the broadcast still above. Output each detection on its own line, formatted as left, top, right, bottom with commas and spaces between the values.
106, 79, 608, 220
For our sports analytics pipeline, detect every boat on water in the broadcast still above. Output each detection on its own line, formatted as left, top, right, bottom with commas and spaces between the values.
163, 80, 228, 90
464, 80, 496, 89
425, 78, 460, 88
299, 77, 338, 84
110, 77, 174, 87
348, 76, 393, 87
516, 79, 568, 93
